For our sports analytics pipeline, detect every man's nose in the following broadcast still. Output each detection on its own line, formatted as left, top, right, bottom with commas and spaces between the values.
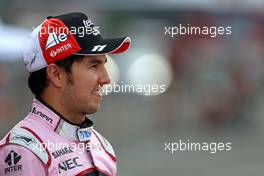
99, 67, 111, 85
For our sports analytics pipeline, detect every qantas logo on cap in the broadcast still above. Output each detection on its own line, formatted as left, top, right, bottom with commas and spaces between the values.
46, 32, 68, 50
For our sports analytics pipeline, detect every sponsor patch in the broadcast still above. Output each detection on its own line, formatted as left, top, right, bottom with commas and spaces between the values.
58, 157, 83, 173
30, 107, 53, 124
11, 134, 35, 145
52, 147, 74, 159
4, 151, 22, 174
77, 127, 93, 142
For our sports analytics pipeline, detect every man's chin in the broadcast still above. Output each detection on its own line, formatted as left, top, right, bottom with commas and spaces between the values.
85, 104, 100, 114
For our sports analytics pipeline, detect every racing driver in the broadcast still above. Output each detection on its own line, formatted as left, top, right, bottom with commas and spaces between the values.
0, 12, 131, 176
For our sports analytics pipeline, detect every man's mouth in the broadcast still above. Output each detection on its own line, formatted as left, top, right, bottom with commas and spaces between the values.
92, 87, 103, 96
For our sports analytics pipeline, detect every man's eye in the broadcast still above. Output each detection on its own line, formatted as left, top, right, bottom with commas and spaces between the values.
90, 64, 98, 68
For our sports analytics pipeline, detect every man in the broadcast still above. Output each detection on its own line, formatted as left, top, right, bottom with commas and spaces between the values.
0, 12, 131, 176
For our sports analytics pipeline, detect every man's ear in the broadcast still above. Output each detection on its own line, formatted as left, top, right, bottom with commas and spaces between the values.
46, 64, 65, 88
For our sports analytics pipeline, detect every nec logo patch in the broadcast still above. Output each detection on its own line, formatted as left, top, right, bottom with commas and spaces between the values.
58, 157, 83, 173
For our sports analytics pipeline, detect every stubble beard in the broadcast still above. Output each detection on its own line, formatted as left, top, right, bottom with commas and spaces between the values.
61, 88, 99, 118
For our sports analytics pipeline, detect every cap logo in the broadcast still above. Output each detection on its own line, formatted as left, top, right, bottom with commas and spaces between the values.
46, 32, 68, 50
83, 19, 100, 36
50, 43, 72, 57
91, 44, 107, 52
83, 19, 93, 27
38, 18, 81, 64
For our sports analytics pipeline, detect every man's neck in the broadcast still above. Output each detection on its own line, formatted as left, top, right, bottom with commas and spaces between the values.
37, 96, 85, 126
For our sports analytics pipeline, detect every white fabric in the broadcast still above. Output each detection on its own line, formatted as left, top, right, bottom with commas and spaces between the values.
22, 23, 47, 73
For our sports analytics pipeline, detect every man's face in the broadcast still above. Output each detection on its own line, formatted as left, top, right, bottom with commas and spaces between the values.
61, 55, 110, 115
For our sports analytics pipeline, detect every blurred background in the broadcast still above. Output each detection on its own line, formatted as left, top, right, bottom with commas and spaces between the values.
0, 0, 264, 175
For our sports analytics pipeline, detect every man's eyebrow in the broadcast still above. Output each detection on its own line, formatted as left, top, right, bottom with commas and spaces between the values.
88, 57, 108, 64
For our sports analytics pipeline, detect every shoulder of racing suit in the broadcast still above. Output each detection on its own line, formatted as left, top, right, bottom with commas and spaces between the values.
5, 127, 50, 166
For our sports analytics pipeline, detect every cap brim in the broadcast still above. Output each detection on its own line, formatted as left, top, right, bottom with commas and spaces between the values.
73, 36, 131, 55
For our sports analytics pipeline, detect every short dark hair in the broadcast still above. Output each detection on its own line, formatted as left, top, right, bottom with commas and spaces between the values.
28, 55, 83, 97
